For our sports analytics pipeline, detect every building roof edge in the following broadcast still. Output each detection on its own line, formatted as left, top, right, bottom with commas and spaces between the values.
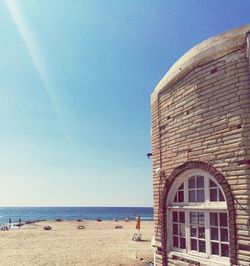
151, 24, 250, 105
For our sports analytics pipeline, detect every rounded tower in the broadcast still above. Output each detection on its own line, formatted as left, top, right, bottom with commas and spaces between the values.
151, 25, 250, 266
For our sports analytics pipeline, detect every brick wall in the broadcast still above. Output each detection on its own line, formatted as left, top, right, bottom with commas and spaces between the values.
151, 27, 250, 266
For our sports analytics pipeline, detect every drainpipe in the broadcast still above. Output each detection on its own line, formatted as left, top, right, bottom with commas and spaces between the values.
246, 31, 250, 67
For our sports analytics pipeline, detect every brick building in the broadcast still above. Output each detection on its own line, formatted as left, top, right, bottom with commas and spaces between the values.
151, 25, 250, 265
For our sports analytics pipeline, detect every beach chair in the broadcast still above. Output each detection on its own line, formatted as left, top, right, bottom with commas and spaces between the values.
0, 225, 9, 231
132, 233, 142, 241
77, 225, 85, 230
44, 225, 52, 230
114, 225, 123, 229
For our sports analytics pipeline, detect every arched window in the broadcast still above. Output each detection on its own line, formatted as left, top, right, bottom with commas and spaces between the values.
167, 169, 229, 265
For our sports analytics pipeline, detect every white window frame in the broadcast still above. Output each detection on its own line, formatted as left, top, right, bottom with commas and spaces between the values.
166, 169, 230, 266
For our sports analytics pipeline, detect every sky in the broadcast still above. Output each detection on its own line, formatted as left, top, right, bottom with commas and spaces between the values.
0, 0, 249, 207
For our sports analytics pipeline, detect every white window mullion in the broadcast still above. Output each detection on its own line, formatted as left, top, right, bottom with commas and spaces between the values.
186, 210, 190, 254
205, 174, 209, 206
167, 210, 172, 252
218, 220, 221, 256
205, 211, 211, 258
184, 177, 188, 205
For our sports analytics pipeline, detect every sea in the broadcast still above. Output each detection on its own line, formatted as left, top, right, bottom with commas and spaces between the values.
0, 207, 153, 225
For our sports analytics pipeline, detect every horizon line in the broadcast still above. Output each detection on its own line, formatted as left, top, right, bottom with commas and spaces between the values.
0, 205, 153, 208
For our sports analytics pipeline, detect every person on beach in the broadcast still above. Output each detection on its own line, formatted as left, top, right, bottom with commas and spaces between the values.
18, 217, 21, 228
132, 215, 141, 241
135, 215, 141, 235
8, 218, 11, 224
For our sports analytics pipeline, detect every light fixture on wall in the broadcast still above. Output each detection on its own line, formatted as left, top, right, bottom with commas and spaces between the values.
147, 153, 152, 159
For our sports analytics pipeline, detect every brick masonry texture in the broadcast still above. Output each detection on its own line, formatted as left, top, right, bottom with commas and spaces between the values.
151, 25, 250, 266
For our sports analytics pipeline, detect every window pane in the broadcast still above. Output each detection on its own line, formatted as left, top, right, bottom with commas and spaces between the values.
197, 176, 204, 188
179, 212, 185, 223
199, 240, 206, 253
198, 227, 205, 239
191, 239, 197, 251
190, 226, 197, 237
189, 190, 196, 202
211, 227, 218, 240
179, 183, 184, 190
211, 242, 219, 255
179, 224, 185, 237
221, 244, 229, 257
174, 193, 177, 202
209, 179, 216, 187
220, 228, 228, 242
173, 224, 178, 235
197, 190, 204, 202
198, 212, 204, 225
178, 191, 184, 202
219, 190, 225, 201
189, 176, 195, 188
220, 213, 228, 226
173, 236, 178, 247
190, 212, 197, 224
180, 237, 186, 249
210, 189, 217, 201
210, 213, 218, 226
173, 212, 178, 222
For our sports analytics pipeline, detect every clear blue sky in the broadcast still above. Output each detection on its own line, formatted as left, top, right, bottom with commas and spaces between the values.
0, 0, 249, 206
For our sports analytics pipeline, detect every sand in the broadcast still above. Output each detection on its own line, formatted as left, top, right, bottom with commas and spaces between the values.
0, 220, 154, 266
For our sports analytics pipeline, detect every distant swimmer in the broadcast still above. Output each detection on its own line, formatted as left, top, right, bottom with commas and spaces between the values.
8, 218, 11, 229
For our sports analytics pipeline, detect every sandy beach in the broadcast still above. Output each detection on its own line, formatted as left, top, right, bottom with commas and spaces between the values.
0, 220, 154, 266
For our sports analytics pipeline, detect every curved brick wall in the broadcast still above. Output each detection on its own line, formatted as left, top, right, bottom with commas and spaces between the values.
151, 25, 250, 266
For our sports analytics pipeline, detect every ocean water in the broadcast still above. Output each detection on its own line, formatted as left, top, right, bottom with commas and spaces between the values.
0, 207, 153, 224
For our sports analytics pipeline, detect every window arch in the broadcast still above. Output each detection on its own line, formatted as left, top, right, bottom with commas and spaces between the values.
166, 169, 229, 265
